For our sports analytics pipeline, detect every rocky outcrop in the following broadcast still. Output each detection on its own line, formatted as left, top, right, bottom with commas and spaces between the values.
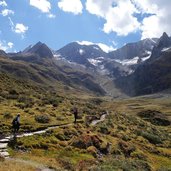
109, 38, 157, 60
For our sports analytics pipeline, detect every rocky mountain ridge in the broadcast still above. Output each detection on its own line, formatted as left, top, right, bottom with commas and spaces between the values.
0, 32, 171, 97
116, 32, 171, 96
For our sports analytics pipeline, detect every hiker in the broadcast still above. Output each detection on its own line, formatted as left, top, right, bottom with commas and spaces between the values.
12, 114, 20, 134
72, 107, 78, 123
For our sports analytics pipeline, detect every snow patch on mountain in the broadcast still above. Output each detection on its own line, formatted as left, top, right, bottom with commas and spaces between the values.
96, 57, 104, 60
77, 41, 93, 46
88, 58, 101, 66
54, 54, 87, 69
97, 43, 115, 53
149, 38, 158, 44
79, 49, 85, 55
141, 51, 152, 61
54, 54, 62, 60
142, 56, 150, 61
115, 57, 139, 66
114, 51, 152, 66
161, 47, 171, 52
93, 46, 100, 50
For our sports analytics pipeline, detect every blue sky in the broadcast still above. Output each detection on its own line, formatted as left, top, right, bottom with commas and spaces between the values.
0, 0, 170, 52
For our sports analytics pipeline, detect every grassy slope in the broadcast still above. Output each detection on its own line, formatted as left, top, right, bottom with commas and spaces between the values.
0, 55, 105, 96
0, 91, 171, 170
0, 55, 171, 170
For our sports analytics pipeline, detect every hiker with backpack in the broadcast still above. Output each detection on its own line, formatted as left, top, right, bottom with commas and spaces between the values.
72, 106, 78, 123
12, 114, 20, 134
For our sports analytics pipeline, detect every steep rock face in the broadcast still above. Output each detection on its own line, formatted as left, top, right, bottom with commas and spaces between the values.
149, 32, 171, 61
109, 38, 157, 60
103, 60, 131, 78
0, 50, 7, 56
116, 47, 171, 96
56, 42, 132, 81
24, 41, 54, 58
114, 32, 171, 96
56, 42, 107, 67
2, 32, 171, 97
8, 42, 54, 64
157, 32, 171, 49
1, 46, 106, 96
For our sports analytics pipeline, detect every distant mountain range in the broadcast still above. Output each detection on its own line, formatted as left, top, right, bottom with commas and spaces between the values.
116, 32, 171, 96
0, 32, 171, 97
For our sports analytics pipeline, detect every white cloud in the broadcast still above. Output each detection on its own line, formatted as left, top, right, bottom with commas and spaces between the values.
30, 0, 55, 19
0, 42, 8, 51
86, 0, 140, 36
77, 41, 115, 52
7, 42, 13, 48
131, 0, 159, 14
58, 0, 83, 15
15, 23, 28, 34
77, 41, 94, 46
30, 0, 51, 13
138, 0, 171, 39
0, 40, 14, 51
85, 0, 171, 39
1, 9, 14, 16
85, 0, 113, 17
97, 43, 115, 52
0, 0, 7, 7
8, 17, 29, 38
47, 13, 56, 18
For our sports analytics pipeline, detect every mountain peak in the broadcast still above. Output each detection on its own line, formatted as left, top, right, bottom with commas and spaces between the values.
149, 32, 171, 61
162, 32, 169, 38
157, 32, 171, 48
35, 41, 44, 46
25, 41, 53, 58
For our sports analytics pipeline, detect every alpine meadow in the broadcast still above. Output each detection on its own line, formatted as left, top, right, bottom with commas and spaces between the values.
0, 0, 171, 171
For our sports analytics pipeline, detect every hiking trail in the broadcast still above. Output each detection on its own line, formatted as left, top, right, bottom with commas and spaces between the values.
0, 111, 108, 170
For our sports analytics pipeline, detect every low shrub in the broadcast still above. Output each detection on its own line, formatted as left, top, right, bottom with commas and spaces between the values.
3, 112, 13, 119
89, 98, 103, 105
141, 131, 162, 144
18, 96, 34, 108
91, 158, 151, 171
98, 124, 110, 134
35, 114, 50, 123
41, 96, 63, 107
9, 89, 18, 95
6, 89, 19, 99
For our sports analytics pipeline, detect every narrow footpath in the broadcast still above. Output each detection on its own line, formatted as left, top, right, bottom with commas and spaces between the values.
0, 112, 108, 170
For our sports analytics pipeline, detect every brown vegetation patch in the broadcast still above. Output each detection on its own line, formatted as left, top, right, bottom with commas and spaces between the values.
118, 140, 136, 157
137, 110, 170, 126
71, 134, 102, 149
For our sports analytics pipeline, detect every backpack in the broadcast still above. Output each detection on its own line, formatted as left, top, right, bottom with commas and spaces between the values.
12, 118, 18, 125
